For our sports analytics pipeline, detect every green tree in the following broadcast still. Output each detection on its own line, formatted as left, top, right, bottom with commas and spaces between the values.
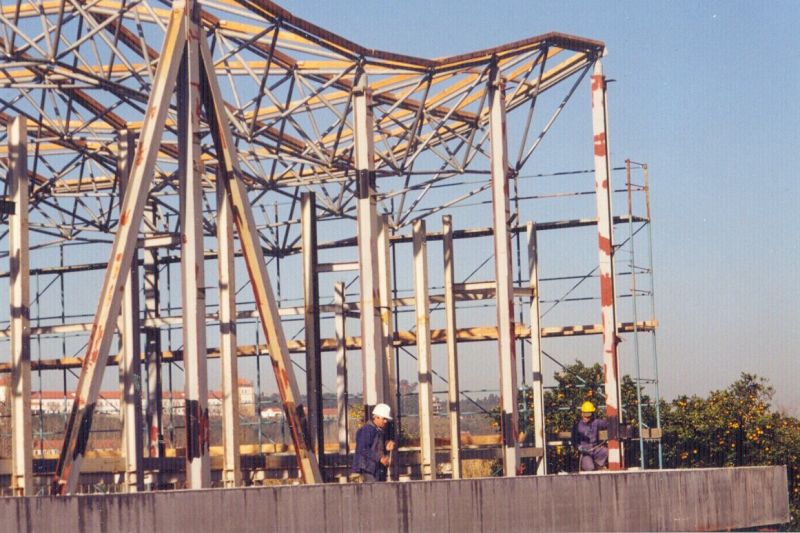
661, 373, 800, 529
491, 366, 799, 529
522, 360, 656, 473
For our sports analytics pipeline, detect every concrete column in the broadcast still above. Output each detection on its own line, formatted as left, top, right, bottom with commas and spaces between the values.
354, 74, 385, 419
591, 60, 624, 470
217, 174, 241, 488
8, 116, 32, 496
334, 282, 348, 455
489, 68, 520, 476
178, 6, 210, 487
142, 201, 163, 459
302, 192, 324, 464
118, 129, 144, 492
412, 220, 436, 480
442, 215, 461, 479
526, 222, 546, 475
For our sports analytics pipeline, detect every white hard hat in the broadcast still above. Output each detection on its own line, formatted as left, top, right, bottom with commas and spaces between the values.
372, 403, 392, 420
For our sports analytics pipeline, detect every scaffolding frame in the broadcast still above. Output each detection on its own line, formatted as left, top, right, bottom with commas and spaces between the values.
0, 0, 661, 493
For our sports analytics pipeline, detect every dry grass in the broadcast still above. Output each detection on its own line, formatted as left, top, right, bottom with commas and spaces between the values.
461, 459, 494, 479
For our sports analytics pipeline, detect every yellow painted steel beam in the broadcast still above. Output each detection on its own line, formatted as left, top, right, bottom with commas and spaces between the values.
0, 321, 657, 374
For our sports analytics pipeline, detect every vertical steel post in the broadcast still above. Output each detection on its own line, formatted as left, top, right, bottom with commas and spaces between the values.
8, 116, 32, 496
301, 192, 324, 466
626, 161, 646, 469
643, 165, 664, 468
442, 215, 462, 479
334, 282, 348, 455
217, 174, 241, 488
354, 74, 385, 419
143, 201, 163, 459
377, 215, 397, 418
412, 220, 436, 480
199, 32, 321, 482
591, 59, 624, 470
53, 6, 186, 494
178, 2, 210, 488
489, 67, 520, 476
526, 222, 547, 475
118, 129, 144, 492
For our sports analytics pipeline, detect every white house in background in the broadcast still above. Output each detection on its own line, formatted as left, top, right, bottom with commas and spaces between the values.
260, 406, 284, 420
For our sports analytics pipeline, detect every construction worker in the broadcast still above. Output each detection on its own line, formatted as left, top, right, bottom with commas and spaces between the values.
351, 403, 395, 482
571, 401, 609, 472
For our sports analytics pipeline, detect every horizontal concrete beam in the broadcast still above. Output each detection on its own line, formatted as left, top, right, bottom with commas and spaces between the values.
0, 467, 788, 532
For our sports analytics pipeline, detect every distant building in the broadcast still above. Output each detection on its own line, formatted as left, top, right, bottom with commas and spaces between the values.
260, 406, 284, 420
0, 377, 256, 418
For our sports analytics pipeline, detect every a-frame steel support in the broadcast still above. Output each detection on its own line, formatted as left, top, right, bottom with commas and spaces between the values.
53, 2, 321, 493
199, 26, 321, 483
52, 5, 187, 495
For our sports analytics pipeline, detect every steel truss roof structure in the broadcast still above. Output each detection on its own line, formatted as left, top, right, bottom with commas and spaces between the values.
0, 0, 661, 496
0, 0, 602, 243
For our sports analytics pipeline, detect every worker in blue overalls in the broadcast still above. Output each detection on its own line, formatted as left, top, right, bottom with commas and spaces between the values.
571, 401, 609, 472
351, 403, 395, 482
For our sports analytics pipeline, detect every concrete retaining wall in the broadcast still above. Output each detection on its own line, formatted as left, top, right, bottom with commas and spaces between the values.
0, 466, 789, 532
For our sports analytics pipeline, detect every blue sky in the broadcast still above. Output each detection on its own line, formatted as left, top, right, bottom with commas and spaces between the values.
276, 1, 800, 411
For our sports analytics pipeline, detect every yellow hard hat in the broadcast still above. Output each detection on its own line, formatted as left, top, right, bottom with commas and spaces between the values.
580, 401, 596, 413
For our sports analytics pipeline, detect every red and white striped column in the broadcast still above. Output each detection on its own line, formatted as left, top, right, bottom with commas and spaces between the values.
591, 59, 624, 470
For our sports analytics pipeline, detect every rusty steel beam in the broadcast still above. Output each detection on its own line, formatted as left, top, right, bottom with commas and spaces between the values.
233, 0, 603, 69
52, 5, 187, 496
8, 116, 32, 496
591, 59, 624, 470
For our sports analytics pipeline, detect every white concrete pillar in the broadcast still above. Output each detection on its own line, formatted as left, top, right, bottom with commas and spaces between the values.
217, 174, 241, 488
8, 116, 32, 496
118, 129, 144, 492
489, 68, 520, 476
178, 5, 210, 487
354, 74, 385, 419
442, 215, 462, 479
413, 220, 436, 480
527, 222, 546, 475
